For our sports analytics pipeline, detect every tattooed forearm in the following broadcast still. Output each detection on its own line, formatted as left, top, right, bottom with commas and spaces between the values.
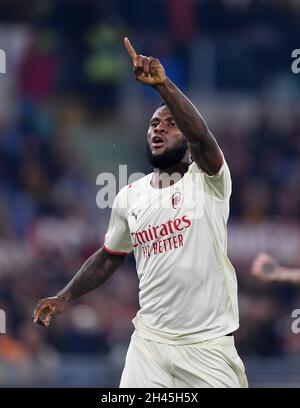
154, 78, 223, 174
155, 78, 209, 144
56, 247, 126, 302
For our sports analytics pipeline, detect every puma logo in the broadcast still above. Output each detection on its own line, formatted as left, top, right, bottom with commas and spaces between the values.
131, 210, 141, 220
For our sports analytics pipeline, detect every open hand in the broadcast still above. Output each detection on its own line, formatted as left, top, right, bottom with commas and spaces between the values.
124, 37, 166, 86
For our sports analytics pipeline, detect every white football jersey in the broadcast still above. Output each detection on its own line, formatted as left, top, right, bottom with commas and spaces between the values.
104, 159, 239, 344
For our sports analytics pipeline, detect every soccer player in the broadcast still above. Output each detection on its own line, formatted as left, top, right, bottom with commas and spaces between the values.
251, 252, 300, 285
33, 38, 248, 388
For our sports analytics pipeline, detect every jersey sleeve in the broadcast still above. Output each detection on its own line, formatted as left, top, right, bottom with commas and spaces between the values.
203, 156, 232, 200
103, 188, 133, 255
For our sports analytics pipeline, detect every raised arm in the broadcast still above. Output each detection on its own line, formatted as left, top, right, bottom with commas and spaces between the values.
251, 253, 300, 285
124, 37, 223, 175
33, 247, 126, 327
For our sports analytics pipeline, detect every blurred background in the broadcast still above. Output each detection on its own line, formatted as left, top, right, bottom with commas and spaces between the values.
0, 0, 300, 388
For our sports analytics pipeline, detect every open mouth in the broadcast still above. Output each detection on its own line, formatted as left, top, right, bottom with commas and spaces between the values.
151, 135, 164, 149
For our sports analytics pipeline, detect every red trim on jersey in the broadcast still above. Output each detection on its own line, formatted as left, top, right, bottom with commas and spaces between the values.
205, 157, 224, 177
214, 157, 224, 176
103, 245, 128, 255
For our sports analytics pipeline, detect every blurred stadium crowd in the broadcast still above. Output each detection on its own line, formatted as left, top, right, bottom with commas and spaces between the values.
0, 0, 300, 386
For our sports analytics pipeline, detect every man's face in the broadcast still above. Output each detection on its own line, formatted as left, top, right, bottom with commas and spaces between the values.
146, 105, 188, 169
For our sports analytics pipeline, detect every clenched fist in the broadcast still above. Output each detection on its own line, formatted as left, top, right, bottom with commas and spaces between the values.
124, 37, 166, 86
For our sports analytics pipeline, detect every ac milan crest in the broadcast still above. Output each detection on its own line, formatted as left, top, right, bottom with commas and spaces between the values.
171, 192, 183, 209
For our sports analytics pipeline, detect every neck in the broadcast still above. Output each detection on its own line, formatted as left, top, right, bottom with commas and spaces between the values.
156, 160, 191, 176
151, 158, 192, 189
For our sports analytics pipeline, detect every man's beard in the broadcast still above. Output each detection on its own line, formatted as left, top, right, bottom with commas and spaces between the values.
146, 137, 188, 170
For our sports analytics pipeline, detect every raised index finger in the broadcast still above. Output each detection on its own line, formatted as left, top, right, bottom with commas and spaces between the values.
124, 37, 137, 61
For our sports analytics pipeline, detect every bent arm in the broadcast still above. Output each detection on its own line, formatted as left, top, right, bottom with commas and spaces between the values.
154, 78, 223, 175
123, 37, 223, 175
57, 247, 127, 302
251, 253, 300, 285
33, 247, 126, 326
272, 267, 300, 285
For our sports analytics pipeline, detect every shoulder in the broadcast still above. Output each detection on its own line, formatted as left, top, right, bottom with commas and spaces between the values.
120, 172, 152, 195
191, 154, 231, 177
189, 157, 231, 200
115, 172, 152, 204
188, 160, 203, 174
127, 172, 152, 189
